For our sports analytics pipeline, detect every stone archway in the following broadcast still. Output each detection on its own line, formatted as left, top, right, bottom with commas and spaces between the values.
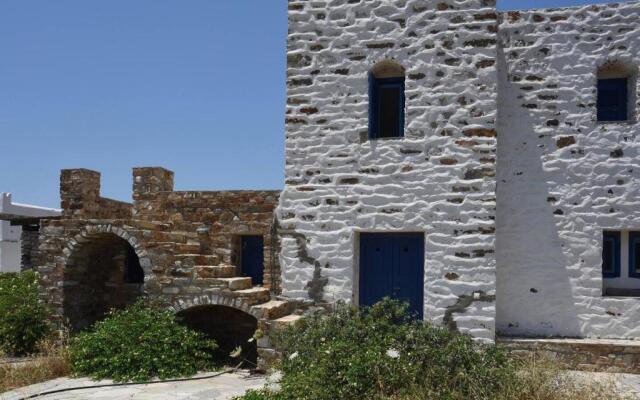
62, 226, 151, 332
176, 304, 258, 366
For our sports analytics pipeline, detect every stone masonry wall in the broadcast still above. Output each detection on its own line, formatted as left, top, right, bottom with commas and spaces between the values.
496, 1, 640, 338
20, 225, 39, 271
131, 168, 281, 291
60, 169, 132, 220
38, 168, 282, 329
278, 0, 499, 341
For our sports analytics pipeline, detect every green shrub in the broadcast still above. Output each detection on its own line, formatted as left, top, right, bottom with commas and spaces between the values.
0, 271, 51, 356
69, 301, 218, 382
238, 299, 516, 400
234, 300, 632, 400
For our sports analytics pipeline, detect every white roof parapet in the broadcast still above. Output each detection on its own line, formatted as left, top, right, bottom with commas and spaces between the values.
0, 193, 61, 221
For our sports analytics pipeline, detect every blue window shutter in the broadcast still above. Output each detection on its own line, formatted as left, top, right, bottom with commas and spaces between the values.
369, 72, 379, 139
629, 232, 640, 278
598, 78, 628, 122
399, 77, 405, 137
602, 231, 621, 278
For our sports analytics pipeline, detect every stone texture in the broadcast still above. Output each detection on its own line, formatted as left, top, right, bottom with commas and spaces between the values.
31, 0, 640, 368
278, 0, 499, 342
37, 167, 288, 360
496, 1, 640, 339
500, 338, 640, 374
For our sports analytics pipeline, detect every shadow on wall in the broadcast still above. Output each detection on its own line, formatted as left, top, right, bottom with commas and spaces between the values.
63, 233, 144, 332
176, 305, 258, 367
495, 45, 580, 338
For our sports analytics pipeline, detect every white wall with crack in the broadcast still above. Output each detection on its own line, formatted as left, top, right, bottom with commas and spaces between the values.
278, 0, 499, 342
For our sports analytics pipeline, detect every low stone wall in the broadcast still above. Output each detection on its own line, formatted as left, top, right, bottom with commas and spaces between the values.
19, 225, 39, 271
499, 338, 640, 374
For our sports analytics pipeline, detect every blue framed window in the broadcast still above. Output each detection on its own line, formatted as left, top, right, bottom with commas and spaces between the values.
597, 78, 628, 122
369, 74, 405, 139
602, 231, 621, 278
629, 232, 640, 278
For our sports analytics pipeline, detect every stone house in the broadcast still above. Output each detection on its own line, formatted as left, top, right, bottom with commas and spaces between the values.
32, 0, 640, 370
36, 168, 290, 364
278, 0, 640, 360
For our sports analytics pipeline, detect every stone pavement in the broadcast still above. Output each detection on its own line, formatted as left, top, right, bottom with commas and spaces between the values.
3, 370, 640, 400
0, 371, 266, 400
569, 371, 640, 399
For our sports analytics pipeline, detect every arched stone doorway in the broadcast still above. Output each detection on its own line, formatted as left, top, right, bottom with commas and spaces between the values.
176, 305, 258, 366
63, 232, 145, 332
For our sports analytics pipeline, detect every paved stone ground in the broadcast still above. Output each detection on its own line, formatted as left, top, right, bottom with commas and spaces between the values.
0, 371, 266, 400
570, 371, 640, 399
2, 370, 640, 399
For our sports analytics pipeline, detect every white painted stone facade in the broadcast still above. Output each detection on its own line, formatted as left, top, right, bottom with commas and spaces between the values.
0, 193, 61, 273
496, 1, 640, 339
0, 221, 21, 273
278, 0, 640, 341
279, 0, 499, 341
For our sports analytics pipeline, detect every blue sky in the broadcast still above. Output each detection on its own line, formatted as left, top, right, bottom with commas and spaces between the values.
0, 0, 620, 207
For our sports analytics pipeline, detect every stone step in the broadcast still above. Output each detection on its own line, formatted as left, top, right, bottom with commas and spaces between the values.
174, 243, 202, 254
251, 300, 292, 320
174, 254, 220, 266
231, 287, 271, 306
193, 264, 236, 279
270, 314, 303, 332
217, 277, 253, 290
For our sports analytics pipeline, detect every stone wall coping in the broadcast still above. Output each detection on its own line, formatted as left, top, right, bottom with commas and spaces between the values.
499, 0, 639, 15
159, 190, 282, 195
499, 337, 640, 347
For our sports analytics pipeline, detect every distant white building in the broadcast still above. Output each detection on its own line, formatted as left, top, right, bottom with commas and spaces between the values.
0, 193, 60, 273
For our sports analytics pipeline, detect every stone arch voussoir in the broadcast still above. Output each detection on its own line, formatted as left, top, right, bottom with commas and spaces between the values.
168, 294, 256, 317
61, 224, 153, 276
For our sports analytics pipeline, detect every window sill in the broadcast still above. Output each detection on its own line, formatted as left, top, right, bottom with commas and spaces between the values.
603, 287, 640, 297
596, 120, 637, 125
369, 136, 405, 140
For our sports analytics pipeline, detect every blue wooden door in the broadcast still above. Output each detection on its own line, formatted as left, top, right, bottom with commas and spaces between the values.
359, 233, 424, 319
241, 236, 264, 285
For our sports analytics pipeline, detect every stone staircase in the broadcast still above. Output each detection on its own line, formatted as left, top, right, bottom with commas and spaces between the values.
166, 239, 302, 368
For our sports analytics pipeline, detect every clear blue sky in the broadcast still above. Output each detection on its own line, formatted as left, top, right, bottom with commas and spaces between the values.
0, 0, 620, 208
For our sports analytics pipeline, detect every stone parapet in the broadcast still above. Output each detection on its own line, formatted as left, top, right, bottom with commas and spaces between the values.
499, 338, 640, 374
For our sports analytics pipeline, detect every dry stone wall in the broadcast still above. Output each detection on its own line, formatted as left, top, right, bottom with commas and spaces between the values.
37, 168, 281, 329
278, 0, 499, 341
496, 1, 640, 338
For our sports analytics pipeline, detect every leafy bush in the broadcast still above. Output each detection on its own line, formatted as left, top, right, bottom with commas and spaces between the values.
248, 299, 515, 400
235, 300, 632, 400
0, 271, 51, 356
69, 301, 218, 382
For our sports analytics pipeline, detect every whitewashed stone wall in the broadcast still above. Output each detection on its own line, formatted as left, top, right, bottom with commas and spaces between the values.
278, 0, 499, 341
496, 1, 640, 338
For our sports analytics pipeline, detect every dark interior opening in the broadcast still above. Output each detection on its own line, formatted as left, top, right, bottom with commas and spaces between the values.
63, 233, 144, 332
597, 78, 628, 122
379, 84, 402, 137
176, 305, 258, 367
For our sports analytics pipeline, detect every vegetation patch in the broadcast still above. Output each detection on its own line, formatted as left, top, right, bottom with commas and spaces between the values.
235, 299, 631, 400
0, 271, 51, 356
69, 301, 218, 382
0, 336, 70, 393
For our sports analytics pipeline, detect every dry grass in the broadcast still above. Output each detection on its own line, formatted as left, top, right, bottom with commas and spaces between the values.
0, 336, 70, 393
376, 357, 635, 400
495, 357, 634, 400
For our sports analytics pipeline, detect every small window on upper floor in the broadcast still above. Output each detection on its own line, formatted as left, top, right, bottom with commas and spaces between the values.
597, 61, 637, 123
369, 60, 405, 139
